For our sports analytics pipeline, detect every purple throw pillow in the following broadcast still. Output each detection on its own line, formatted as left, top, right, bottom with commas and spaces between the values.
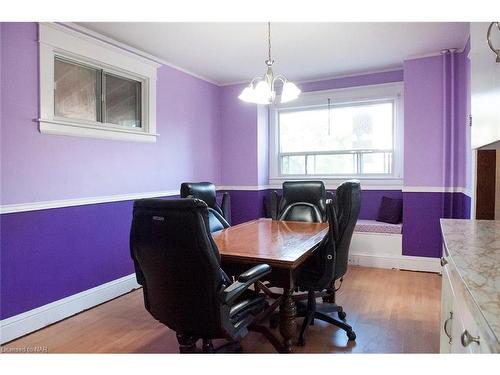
376, 196, 403, 224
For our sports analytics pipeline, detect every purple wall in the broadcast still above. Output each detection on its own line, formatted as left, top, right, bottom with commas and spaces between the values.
257, 107, 269, 186
403, 56, 446, 187
0, 23, 221, 205
401, 49, 471, 257
1, 202, 135, 318
0, 23, 221, 320
403, 51, 470, 190
219, 84, 259, 185
221, 190, 269, 225
402, 192, 471, 257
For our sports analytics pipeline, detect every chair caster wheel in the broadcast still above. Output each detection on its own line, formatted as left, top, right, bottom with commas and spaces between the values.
269, 315, 279, 329
347, 330, 356, 341
338, 311, 347, 320
297, 337, 305, 346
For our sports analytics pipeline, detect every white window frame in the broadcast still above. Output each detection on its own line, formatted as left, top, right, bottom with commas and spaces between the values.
38, 23, 160, 143
269, 82, 404, 188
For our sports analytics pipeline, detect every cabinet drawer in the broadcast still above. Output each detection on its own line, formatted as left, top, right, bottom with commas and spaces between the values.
440, 264, 454, 353
446, 255, 494, 353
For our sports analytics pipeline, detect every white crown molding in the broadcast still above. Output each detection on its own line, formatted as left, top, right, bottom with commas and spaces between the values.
57, 22, 220, 86
0, 190, 179, 214
403, 186, 472, 196
0, 274, 140, 344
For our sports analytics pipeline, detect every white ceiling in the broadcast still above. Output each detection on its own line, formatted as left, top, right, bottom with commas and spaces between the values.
76, 22, 469, 85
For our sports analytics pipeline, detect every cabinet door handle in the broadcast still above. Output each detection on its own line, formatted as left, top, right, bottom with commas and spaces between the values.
444, 312, 453, 343
461, 329, 480, 347
440, 257, 448, 266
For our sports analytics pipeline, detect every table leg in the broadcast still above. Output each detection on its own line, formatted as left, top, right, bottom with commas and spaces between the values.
279, 288, 297, 353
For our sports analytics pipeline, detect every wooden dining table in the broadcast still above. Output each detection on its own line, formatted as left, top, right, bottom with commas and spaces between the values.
212, 218, 329, 352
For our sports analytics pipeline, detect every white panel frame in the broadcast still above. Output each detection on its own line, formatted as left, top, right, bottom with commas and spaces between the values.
38, 23, 160, 143
269, 82, 404, 187
348, 232, 441, 273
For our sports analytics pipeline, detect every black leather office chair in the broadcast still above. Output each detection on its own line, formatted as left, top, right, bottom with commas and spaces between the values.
295, 180, 361, 345
180, 182, 231, 232
130, 198, 271, 353
270, 181, 329, 222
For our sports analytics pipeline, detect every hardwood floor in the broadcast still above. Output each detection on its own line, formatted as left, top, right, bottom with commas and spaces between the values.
1, 266, 442, 353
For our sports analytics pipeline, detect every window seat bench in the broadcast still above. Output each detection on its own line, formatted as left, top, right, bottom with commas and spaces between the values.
349, 219, 403, 269
354, 219, 402, 235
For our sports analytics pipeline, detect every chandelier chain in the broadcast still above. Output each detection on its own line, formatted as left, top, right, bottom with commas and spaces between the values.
267, 22, 272, 64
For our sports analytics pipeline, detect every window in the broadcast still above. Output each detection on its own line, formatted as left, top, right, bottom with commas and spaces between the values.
270, 83, 403, 183
39, 23, 159, 142
54, 58, 142, 128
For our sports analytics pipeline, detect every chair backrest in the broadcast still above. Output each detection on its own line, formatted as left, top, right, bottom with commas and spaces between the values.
180, 182, 221, 213
332, 180, 361, 279
130, 198, 229, 338
277, 181, 327, 222
180, 182, 230, 232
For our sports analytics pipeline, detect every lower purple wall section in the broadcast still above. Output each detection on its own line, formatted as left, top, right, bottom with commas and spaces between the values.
220, 190, 269, 225
1, 202, 135, 319
224, 189, 404, 225
355, 190, 403, 220
403, 192, 470, 258
0, 195, 181, 320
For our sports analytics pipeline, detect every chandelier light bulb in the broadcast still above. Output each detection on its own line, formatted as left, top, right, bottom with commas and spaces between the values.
280, 81, 302, 103
253, 80, 273, 104
238, 86, 255, 103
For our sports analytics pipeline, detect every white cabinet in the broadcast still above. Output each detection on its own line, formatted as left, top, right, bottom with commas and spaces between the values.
439, 263, 454, 353
440, 254, 493, 353
470, 22, 500, 149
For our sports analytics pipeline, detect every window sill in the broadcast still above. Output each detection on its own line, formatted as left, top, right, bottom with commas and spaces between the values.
38, 119, 158, 143
268, 176, 403, 190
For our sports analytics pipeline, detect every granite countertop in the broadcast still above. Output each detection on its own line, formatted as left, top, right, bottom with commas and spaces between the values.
440, 219, 500, 346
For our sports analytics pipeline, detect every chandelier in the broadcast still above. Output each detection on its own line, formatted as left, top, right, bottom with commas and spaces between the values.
238, 22, 301, 105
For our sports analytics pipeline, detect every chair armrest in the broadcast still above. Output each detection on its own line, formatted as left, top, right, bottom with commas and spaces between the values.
221, 192, 231, 225
238, 264, 271, 283
221, 264, 272, 305
209, 208, 230, 229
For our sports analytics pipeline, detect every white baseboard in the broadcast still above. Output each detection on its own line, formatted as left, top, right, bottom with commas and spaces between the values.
0, 274, 140, 344
349, 253, 441, 273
